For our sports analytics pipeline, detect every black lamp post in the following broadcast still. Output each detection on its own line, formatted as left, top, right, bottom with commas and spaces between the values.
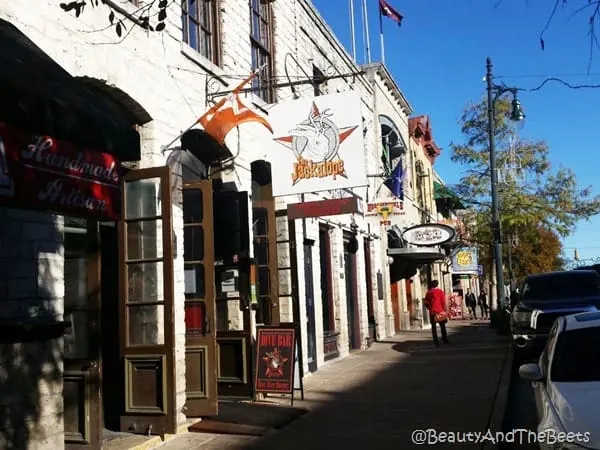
485, 57, 525, 334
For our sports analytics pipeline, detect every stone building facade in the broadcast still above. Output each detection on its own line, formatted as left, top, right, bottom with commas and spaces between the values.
0, 1, 415, 449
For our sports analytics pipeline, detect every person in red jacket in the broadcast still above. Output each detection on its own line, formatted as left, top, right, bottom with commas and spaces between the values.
424, 280, 449, 346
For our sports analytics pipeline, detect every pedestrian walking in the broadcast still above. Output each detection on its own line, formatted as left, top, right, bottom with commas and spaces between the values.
424, 280, 449, 346
465, 288, 477, 320
478, 291, 489, 320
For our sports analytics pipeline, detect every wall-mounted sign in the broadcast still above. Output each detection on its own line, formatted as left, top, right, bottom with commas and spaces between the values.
366, 200, 404, 225
0, 122, 121, 219
452, 247, 479, 274
401, 223, 456, 247
287, 196, 363, 220
254, 326, 296, 394
269, 92, 368, 196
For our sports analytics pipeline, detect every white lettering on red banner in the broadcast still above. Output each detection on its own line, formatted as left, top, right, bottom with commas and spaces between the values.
0, 122, 121, 219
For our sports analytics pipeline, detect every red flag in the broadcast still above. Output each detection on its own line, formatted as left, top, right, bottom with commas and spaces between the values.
379, 0, 403, 26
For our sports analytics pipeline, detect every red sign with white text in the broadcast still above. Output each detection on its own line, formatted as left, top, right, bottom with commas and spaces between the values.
0, 122, 121, 219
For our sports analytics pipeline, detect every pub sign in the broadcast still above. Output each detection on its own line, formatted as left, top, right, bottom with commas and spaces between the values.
254, 327, 296, 394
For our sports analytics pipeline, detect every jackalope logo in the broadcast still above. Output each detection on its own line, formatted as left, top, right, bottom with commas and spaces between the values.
0, 136, 14, 198
273, 102, 358, 185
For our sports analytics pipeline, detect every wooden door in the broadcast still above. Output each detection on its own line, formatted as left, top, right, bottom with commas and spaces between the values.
252, 183, 280, 325
64, 219, 101, 449
390, 282, 400, 332
182, 181, 218, 416
304, 242, 318, 372
213, 189, 253, 398
118, 167, 176, 435
363, 239, 376, 342
405, 279, 414, 323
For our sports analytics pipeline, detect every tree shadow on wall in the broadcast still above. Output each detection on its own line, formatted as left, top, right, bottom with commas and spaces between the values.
0, 209, 66, 449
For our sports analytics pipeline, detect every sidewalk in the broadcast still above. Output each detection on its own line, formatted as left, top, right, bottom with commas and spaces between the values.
158, 321, 510, 450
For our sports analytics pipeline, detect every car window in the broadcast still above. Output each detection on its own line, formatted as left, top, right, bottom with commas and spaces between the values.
540, 321, 559, 376
551, 327, 600, 382
522, 274, 600, 301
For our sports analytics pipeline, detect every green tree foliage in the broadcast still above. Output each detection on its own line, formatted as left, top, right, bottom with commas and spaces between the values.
511, 225, 564, 279
450, 98, 600, 276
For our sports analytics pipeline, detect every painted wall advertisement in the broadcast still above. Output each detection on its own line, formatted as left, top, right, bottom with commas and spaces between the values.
452, 247, 479, 274
268, 92, 368, 196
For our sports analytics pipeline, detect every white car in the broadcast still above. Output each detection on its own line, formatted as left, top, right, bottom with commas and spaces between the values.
519, 311, 600, 449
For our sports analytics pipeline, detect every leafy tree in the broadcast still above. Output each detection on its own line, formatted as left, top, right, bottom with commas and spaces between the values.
450, 97, 600, 279
59, 0, 168, 37
511, 225, 564, 280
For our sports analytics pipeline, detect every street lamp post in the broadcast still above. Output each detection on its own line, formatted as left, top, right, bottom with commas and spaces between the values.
485, 57, 525, 334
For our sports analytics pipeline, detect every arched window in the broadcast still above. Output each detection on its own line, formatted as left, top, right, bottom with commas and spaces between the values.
379, 115, 407, 161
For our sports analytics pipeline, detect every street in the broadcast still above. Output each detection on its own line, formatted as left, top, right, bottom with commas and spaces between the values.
159, 322, 511, 450
502, 357, 540, 449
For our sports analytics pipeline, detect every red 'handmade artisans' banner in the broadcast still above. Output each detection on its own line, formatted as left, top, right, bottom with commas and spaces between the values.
0, 122, 121, 219
254, 327, 296, 394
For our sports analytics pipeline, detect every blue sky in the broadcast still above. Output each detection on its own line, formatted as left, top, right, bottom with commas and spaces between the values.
312, 0, 600, 262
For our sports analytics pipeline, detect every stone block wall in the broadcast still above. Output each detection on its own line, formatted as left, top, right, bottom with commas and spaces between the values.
0, 207, 65, 449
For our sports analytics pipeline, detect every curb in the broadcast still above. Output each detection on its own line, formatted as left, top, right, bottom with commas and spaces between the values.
482, 343, 513, 450
125, 422, 194, 450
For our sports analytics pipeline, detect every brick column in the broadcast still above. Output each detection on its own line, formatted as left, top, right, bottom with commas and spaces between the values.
0, 207, 65, 449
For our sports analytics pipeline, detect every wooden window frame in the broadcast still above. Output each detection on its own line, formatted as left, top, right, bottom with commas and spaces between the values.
249, 0, 274, 102
182, 0, 221, 66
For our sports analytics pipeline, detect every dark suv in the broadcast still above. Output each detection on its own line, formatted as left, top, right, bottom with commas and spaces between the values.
511, 270, 600, 358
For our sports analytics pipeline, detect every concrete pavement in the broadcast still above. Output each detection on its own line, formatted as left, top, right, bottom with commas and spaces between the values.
158, 321, 510, 450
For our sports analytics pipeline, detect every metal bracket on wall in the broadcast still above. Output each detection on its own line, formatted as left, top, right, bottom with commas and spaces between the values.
205, 52, 363, 104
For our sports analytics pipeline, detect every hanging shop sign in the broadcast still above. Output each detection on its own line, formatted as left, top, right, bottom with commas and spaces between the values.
366, 200, 404, 225
452, 247, 479, 274
287, 196, 363, 220
269, 92, 368, 196
255, 326, 296, 394
0, 122, 121, 219
401, 223, 456, 247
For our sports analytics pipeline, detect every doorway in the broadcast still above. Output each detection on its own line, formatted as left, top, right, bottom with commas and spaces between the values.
343, 233, 360, 350
363, 239, 376, 344
63, 218, 102, 449
304, 240, 318, 373
251, 161, 280, 326
212, 182, 253, 399
390, 282, 401, 332
405, 279, 414, 326
100, 223, 122, 432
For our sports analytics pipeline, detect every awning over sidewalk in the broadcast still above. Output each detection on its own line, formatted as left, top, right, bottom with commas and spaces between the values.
388, 247, 446, 263
433, 181, 466, 210
0, 19, 147, 161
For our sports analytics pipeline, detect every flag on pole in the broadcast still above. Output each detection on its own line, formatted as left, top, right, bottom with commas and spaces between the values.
379, 0, 403, 26
384, 159, 405, 199
197, 69, 272, 144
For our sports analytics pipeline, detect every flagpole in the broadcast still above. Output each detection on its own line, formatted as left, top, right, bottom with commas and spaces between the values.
362, 0, 371, 63
379, 2, 385, 64
349, 0, 356, 62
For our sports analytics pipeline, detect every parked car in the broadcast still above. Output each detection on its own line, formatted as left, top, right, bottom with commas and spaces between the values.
519, 311, 600, 449
511, 270, 600, 359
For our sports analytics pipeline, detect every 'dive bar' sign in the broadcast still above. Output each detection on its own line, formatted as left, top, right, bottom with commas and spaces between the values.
0, 122, 121, 220
254, 327, 296, 394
